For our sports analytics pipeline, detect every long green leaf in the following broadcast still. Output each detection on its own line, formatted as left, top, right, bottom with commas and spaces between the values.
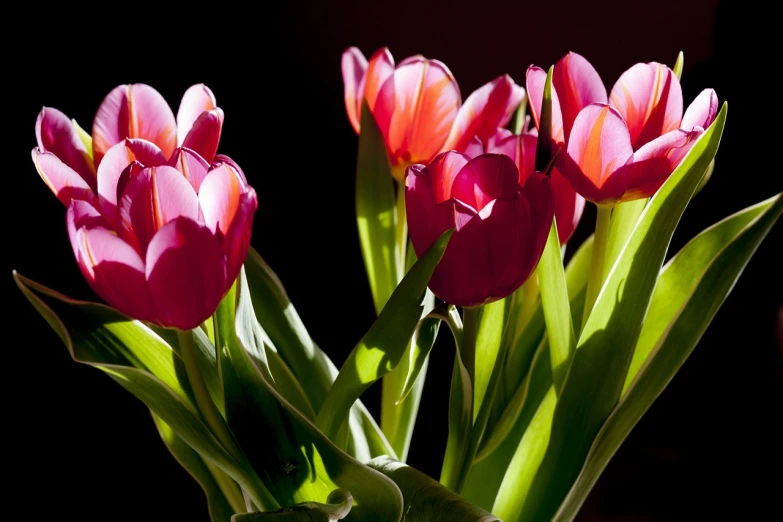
13, 273, 268, 508
153, 414, 242, 521
315, 230, 452, 443
604, 199, 647, 277
356, 99, 399, 315
367, 457, 500, 522
553, 192, 782, 521
474, 299, 511, 421
538, 220, 576, 392
244, 247, 394, 459
222, 269, 404, 519
517, 103, 728, 522
232, 489, 353, 521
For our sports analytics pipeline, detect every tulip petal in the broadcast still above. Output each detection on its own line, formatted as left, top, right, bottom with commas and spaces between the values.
146, 217, 227, 330
551, 166, 585, 245
481, 196, 531, 300
119, 165, 201, 255
463, 136, 486, 158
681, 89, 719, 131
181, 108, 224, 164
198, 163, 245, 236
66, 199, 106, 256
177, 84, 217, 145
97, 139, 167, 227
386, 59, 460, 166
67, 201, 155, 322
428, 151, 471, 203
553, 52, 608, 140
365, 48, 396, 114
526, 66, 565, 143
92, 84, 177, 166
342, 47, 368, 133
451, 154, 520, 212
36, 107, 96, 187
169, 147, 211, 191
32, 148, 96, 206
563, 104, 634, 203
625, 128, 692, 200
222, 188, 258, 285
429, 201, 492, 307
609, 63, 683, 150
405, 164, 457, 258
521, 173, 556, 273
486, 131, 537, 183
212, 154, 248, 184
444, 75, 525, 152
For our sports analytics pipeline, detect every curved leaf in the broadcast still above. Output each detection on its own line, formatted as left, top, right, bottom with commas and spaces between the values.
553, 192, 782, 521
516, 104, 728, 522
233, 489, 352, 521
368, 456, 500, 522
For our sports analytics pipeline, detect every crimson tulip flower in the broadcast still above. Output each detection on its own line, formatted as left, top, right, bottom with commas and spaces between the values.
31, 84, 256, 330
406, 152, 553, 308
342, 47, 461, 181
560, 63, 719, 204
33, 83, 223, 206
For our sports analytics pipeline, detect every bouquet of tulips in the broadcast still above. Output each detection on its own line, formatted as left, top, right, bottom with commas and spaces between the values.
17, 47, 780, 522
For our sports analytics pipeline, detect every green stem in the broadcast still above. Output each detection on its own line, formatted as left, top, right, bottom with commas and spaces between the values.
462, 306, 479, 385
177, 329, 240, 461
581, 205, 612, 331
203, 460, 247, 514
395, 182, 408, 279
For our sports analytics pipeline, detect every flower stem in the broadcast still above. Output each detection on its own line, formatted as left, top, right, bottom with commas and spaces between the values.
395, 181, 408, 279
462, 306, 479, 385
177, 329, 239, 460
581, 205, 612, 331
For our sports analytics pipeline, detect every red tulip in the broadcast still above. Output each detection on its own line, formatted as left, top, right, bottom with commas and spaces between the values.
66, 160, 257, 330
32, 83, 224, 206
560, 63, 718, 204
406, 152, 553, 308
342, 47, 461, 180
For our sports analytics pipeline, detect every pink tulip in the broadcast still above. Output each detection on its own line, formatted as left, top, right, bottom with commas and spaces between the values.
560, 63, 719, 203
32, 83, 224, 206
406, 152, 553, 308
66, 161, 257, 330
342, 47, 461, 180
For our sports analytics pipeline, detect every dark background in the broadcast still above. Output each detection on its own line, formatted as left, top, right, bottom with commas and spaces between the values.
6, 1, 781, 520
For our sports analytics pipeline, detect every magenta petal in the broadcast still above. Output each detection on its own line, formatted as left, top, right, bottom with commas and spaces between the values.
681, 89, 719, 131
222, 188, 258, 285
463, 136, 486, 158
405, 164, 457, 259
429, 201, 491, 307
609, 63, 683, 150
342, 47, 368, 133
119, 165, 201, 255
66, 200, 106, 257
486, 132, 537, 183
212, 154, 248, 184
32, 148, 96, 206
198, 163, 246, 236
68, 205, 155, 322
551, 165, 584, 245
521, 173, 556, 274
429, 151, 472, 203
481, 196, 531, 300
451, 154, 520, 212
169, 147, 211, 191
444, 74, 524, 152
553, 52, 607, 140
625, 128, 692, 200
36, 107, 96, 188
177, 84, 217, 145
526, 66, 565, 143
92, 84, 177, 167
146, 218, 227, 330
181, 108, 224, 164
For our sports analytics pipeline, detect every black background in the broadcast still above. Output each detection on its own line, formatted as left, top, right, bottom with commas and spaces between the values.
6, 1, 782, 520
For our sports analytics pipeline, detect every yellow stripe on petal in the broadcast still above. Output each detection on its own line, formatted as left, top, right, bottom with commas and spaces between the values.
71, 119, 94, 161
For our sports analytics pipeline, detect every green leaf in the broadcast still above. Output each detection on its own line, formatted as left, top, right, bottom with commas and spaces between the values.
673, 50, 684, 80
396, 316, 440, 405
553, 193, 782, 521
473, 298, 511, 420
537, 220, 576, 392
244, 247, 394, 459
315, 230, 453, 443
153, 414, 243, 521
367, 456, 500, 521
356, 99, 400, 316
13, 273, 269, 509
232, 489, 352, 521
516, 103, 728, 522
564, 235, 593, 300
604, 199, 647, 277
221, 269, 404, 519
535, 65, 555, 171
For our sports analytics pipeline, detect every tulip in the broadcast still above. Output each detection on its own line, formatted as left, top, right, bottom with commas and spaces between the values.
33, 83, 224, 206
66, 161, 257, 330
561, 63, 719, 204
342, 47, 461, 181
406, 152, 553, 308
